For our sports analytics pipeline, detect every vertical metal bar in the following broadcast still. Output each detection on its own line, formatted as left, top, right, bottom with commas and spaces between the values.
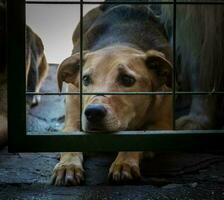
172, 0, 176, 130
8, 0, 26, 152
80, 1, 83, 131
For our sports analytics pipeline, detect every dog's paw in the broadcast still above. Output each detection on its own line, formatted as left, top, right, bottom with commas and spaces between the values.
31, 95, 41, 107
108, 160, 141, 183
176, 115, 210, 130
26, 95, 41, 109
51, 161, 84, 186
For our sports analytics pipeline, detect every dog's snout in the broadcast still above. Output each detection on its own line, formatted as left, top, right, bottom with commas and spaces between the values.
84, 104, 107, 122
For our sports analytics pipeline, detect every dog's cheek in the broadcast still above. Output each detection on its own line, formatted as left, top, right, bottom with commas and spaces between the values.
82, 96, 91, 108
134, 96, 151, 114
113, 96, 136, 128
100, 105, 122, 131
129, 95, 152, 128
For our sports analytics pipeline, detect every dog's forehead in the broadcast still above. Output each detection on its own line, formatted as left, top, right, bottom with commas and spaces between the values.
90, 46, 143, 57
84, 46, 146, 72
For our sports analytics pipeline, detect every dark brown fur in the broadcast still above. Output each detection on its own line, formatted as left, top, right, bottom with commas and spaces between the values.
0, 12, 48, 146
161, 2, 224, 129
26, 26, 49, 107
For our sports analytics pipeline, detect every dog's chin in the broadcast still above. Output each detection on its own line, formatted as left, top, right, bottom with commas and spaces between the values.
83, 122, 123, 133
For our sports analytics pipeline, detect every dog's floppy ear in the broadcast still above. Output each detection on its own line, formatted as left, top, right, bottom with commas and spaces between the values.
145, 50, 172, 88
57, 53, 81, 92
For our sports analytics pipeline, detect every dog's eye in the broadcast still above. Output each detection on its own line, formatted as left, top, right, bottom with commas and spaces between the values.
118, 74, 136, 87
83, 75, 92, 86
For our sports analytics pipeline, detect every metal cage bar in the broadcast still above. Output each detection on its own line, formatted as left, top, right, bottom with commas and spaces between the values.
7, 0, 224, 152
80, 0, 83, 131
24, 130, 224, 152
26, 91, 224, 95
25, 1, 175, 5
172, 0, 176, 129
25, 1, 224, 5
8, 0, 27, 151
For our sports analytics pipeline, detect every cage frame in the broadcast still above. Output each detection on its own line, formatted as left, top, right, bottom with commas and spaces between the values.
7, 0, 224, 152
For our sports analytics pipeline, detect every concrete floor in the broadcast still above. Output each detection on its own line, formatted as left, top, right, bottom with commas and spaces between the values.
0, 147, 224, 199
1, 65, 223, 199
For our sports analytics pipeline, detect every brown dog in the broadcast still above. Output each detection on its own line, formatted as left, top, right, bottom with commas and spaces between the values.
0, 19, 48, 146
52, 4, 172, 185
161, 2, 224, 129
26, 25, 49, 107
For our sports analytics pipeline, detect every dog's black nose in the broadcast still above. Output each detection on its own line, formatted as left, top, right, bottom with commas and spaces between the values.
84, 104, 107, 122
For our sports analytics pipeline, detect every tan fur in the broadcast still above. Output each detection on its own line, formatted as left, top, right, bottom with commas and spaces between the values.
0, 25, 48, 147
26, 26, 49, 107
109, 152, 143, 181
36, 55, 48, 93
81, 46, 172, 131
52, 5, 172, 186
52, 152, 84, 186
26, 54, 48, 93
52, 45, 172, 185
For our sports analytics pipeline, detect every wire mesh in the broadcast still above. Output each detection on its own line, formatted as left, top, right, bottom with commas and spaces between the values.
25, 0, 224, 133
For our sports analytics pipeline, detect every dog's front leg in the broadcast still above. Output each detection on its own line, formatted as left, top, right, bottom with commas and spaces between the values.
51, 89, 84, 186
176, 95, 215, 130
109, 152, 143, 182
51, 152, 84, 186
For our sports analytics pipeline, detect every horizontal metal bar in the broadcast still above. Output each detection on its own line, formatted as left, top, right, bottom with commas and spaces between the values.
9, 130, 224, 152
26, 91, 224, 95
25, 1, 174, 5
84, 1, 224, 4
176, 91, 224, 95
28, 130, 224, 136
26, 1, 81, 4
26, 91, 172, 95
176, 1, 224, 4
25, 1, 224, 5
